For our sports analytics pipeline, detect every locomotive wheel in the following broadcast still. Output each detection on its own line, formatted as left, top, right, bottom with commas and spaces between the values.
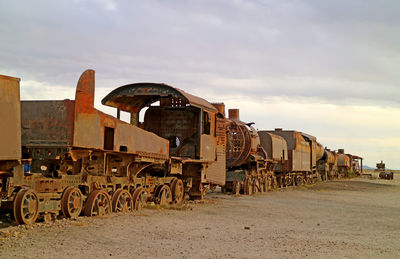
84, 190, 112, 217
232, 181, 241, 195
253, 179, 260, 194
258, 178, 264, 193
295, 176, 303, 186
171, 179, 184, 204
132, 187, 147, 210
306, 177, 313, 185
263, 177, 269, 192
244, 178, 253, 195
112, 189, 133, 213
158, 185, 172, 205
13, 189, 40, 225
61, 187, 83, 218
285, 176, 293, 186
273, 176, 279, 189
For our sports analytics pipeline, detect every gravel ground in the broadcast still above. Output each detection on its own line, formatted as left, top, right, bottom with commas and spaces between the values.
1, 174, 399, 258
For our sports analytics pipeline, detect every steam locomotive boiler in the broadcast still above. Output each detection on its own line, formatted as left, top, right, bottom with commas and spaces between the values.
221, 108, 271, 195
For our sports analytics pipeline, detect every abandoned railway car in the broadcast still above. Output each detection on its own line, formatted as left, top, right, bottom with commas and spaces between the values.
217, 107, 272, 195
0, 70, 225, 224
258, 129, 325, 187
0, 69, 363, 225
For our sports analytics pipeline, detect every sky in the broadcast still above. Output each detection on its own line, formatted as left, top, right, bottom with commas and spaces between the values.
0, 0, 399, 168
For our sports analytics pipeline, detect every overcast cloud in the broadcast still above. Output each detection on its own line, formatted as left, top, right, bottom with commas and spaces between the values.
0, 0, 399, 168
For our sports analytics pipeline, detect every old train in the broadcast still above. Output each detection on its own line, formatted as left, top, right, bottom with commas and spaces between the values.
0, 70, 363, 224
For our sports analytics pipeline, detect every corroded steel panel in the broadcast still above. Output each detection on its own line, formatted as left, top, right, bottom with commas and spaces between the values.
205, 116, 227, 185
102, 83, 217, 112
143, 106, 199, 158
337, 154, 351, 167
267, 129, 312, 172
258, 131, 288, 161
205, 144, 226, 185
115, 119, 169, 156
324, 150, 336, 165
201, 134, 216, 161
73, 70, 169, 158
0, 75, 21, 161
21, 100, 75, 147
73, 112, 103, 149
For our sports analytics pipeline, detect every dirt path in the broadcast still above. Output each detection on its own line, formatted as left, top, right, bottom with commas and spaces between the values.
1, 174, 399, 258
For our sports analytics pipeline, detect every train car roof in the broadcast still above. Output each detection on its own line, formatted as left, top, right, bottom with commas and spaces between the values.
102, 83, 217, 112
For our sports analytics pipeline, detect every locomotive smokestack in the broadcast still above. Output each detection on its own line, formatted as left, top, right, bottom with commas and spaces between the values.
275, 128, 282, 131
212, 103, 225, 117
228, 109, 239, 120
338, 149, 344, 154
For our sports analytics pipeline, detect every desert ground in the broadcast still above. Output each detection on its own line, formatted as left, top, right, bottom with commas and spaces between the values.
1, 173, 399, 258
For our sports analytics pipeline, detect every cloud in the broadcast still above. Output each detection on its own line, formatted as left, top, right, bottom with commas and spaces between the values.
1, 0, 399, 167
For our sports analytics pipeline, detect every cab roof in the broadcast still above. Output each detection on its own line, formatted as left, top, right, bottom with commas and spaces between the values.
102, 82, 216, 112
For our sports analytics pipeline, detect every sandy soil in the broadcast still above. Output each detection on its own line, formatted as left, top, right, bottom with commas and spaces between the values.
1, 173, 399, 258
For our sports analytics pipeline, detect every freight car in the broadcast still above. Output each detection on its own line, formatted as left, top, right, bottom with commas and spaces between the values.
216, 107, 272, 195
258, 129, 324, 186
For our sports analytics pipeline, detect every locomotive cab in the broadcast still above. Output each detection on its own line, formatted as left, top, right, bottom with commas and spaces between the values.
102, 83, 226, 198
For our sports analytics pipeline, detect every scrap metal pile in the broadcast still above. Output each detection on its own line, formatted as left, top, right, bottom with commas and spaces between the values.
0, 70, 363, 225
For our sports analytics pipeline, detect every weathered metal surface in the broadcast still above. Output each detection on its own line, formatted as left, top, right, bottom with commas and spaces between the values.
143, 106, 199, 158
225, 119, 252, 168
21, 100, 75, 147
211, 102, 225, 117
228, 109, 239, 121
73, 70, 169, 158
337, 153, 351, 167
0, 75, 21, 167
379, 171, 394, 180
267, 129, 311, 172
106, 82, 226, 187
1, 68, 369, 223
205, 116, 226, 185
258, 131, 288, 161
376, 161, 385, 171
101, 82, 217, 112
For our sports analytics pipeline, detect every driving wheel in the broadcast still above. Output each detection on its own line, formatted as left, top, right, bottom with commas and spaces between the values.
61, 187, 83, 218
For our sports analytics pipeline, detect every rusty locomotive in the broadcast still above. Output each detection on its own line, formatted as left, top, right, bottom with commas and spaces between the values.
0, 70, 363, 224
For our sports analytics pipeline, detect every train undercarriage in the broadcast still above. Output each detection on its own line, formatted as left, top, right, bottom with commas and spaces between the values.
0, 148, 187, 225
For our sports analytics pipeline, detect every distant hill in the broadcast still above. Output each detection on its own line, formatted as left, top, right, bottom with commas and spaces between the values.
363, 165, 399, 170
362, 165, 374, 169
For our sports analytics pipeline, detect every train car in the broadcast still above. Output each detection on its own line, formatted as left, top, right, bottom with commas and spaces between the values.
337, 149, 351, 178
219, 108, 271, 195
1, 70, 189, 224
351, 155, 363, 175
337, 150, 363, 177
0, 75, 23, 211
317, 149, 338, 180
101, 81, 226, 200
259, 129, 324, 186
257, 131, 287, 187
0, 69, 365, 224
